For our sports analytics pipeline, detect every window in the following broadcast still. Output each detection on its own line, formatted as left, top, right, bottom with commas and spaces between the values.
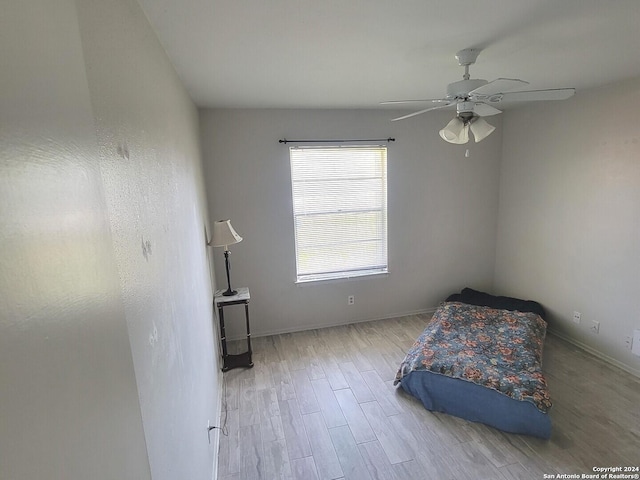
289, 145, 388, 282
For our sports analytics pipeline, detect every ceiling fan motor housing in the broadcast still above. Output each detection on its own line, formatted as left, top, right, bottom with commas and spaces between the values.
456, 101, 475, 114
447, 79, 488, 99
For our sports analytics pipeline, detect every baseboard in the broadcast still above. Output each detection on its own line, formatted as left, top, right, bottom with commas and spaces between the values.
548, 328, 640, 379
228, 307, 438, 340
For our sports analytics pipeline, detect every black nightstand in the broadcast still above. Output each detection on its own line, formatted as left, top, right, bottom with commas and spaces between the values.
214, 287, 254, 372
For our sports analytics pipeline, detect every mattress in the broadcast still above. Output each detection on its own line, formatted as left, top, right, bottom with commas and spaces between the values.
395, 297, 552, 439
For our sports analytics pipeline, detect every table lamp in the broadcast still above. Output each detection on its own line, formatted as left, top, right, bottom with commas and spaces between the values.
210, 219, 243, 296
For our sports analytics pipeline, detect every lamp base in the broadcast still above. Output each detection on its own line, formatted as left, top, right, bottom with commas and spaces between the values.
222, 249, 237, 296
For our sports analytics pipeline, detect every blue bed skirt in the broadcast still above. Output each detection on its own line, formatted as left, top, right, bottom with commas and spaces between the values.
399, 370, 552, 439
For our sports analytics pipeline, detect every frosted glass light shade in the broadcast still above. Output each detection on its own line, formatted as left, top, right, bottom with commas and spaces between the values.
470, 117, 496, 142
439, 117, 469, 144
211, 219, 243, 248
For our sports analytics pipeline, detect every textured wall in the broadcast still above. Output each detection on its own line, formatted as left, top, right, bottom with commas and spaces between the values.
495, 78, 640, 376
200, 108, 503, 338
0, 1, 151, 478
0, 0, 220, 478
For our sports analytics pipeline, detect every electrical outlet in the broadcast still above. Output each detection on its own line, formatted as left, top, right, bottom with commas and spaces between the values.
590, 320, 600, 334
347, 295, 355, 305
572, 311, 581, 324
625, 335, 633, 350
632, 330, 640, 356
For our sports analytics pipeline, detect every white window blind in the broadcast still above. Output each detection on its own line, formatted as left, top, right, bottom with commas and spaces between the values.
290, 145, 388, 282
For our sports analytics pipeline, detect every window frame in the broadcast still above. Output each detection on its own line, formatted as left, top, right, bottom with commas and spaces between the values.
289, 144, 388, 284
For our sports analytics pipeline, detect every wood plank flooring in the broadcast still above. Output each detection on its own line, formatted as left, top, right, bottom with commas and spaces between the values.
217, 314, 640, 480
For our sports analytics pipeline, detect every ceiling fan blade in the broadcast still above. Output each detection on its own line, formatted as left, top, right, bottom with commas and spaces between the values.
495, 88, 576, 102
469, 78, 529, 97
391, 103, 453, 121
473, 103, 502, 116
381, 98, 449, 105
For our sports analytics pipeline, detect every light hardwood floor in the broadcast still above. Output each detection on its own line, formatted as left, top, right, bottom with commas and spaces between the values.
217, 314, 640, 480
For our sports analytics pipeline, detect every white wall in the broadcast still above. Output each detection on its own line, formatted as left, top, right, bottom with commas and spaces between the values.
200, 109, 503, 338
0, 1, 220, 479
495, 78, 640, 376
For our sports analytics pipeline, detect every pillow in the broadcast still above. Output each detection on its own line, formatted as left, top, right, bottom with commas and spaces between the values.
446, 287, 546, 320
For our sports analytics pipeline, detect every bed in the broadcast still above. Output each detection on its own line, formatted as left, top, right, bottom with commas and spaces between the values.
394, 288, 552, 439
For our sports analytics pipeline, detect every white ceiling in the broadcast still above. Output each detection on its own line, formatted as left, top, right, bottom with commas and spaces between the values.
137, 0, 640, 109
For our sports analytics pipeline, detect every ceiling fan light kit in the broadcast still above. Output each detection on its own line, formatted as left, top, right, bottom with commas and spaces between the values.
384, 48, 575, 146
439, 116, 495, 144
469, 117, 495, 142
439, 117, 468, 144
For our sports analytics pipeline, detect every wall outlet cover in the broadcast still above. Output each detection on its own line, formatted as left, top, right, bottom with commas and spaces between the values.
625, 335, 633, 350
632, 329, 640, 356
572, 311, 581, 324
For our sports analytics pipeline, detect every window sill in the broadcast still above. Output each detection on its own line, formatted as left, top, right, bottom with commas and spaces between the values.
295, 270, 388, 285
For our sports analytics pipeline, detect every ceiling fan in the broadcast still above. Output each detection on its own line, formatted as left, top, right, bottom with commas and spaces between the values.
382, 48, 575, 143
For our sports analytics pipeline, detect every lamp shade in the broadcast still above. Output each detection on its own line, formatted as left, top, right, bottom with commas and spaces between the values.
470, 117, 496, 142
439, 117, 469, 144
211, 219, 243, 248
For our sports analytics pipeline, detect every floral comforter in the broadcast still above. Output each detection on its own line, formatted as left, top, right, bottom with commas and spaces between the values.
394, 302, 552, 413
